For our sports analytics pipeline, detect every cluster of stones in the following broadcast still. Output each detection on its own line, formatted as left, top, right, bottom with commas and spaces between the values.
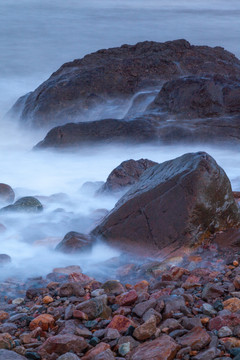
1, 248, 240, 360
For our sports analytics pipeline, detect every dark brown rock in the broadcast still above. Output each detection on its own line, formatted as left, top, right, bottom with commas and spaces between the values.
76, 295, 110, 320
177, 326, 211, 350
99, 159, 157, 194
10, 39, 240, 128
34, 118, 157, 149
55, 231, 93, 253
129, 334, 179, 360
38, 334, 88, 356
92, 152, 240, 255
58, 282, 85, 297
149, 75, 240, 118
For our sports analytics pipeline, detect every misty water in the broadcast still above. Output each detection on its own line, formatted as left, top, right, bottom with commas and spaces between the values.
1, 0, 240, 281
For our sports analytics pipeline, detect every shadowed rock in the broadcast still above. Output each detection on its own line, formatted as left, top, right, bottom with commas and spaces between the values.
99, 158, 158, 194
34, 118, 157, 149
92, 152, 240, 255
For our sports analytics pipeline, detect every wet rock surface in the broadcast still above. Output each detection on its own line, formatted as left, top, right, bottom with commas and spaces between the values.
6, 39, 240, 148
92, 152, 240, 254
10, 39, 240, 127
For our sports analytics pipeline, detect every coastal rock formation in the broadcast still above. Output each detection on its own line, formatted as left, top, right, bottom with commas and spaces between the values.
9, 39, 240, 128
92, 152, 240, 254
99, 158, 158, 194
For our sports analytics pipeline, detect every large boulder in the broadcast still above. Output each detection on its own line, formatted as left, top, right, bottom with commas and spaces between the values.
99, 158, 158, 194
92, 152, 240, 255
34, 118, 157, 149
9, 39, 240, 128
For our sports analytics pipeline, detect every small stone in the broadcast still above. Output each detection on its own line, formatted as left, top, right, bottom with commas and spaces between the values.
133, 315, 156, 341
213, 300, 223, 311
81, 342, 110, 360
107, 315, 135, 334
0, 349, 26, 359
118, 342, 131, 356
0, 312, 9, 322
218, 326, 233, 338
73, 310, 88, 320
42, 296, 54, 304
223, 298, 240, 312
132, 298, 156, 317
29, 314, 55, 331
12, 298, 24, 305
116, 290, 138, 306
130, 334, 179, 360
177, 326, 211, 350
57, 353, 81, 360
202, 303, 217, 316
102, 280, 125, 296
89, 337, 100, 346
0, 333, 14, 350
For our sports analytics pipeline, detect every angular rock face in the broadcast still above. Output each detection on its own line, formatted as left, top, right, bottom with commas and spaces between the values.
9, 39, 240, 128
99, 158, 158, 194
149, 75, 240, 118
34, 118, 157, 149
92, 152, 240, 254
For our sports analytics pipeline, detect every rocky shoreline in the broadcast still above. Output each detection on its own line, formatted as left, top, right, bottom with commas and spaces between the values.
2, 39, 240, 359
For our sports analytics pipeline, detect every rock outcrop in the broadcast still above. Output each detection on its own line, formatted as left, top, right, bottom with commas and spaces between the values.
9, 39, 240, 128
34, 118, 157, 149
92, 152, 240, 254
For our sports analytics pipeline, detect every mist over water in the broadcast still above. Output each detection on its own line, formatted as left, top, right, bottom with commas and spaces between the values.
1, 0, 240, 281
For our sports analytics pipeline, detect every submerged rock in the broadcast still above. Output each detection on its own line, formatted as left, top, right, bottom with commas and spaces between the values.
0, 196, 43, 213
92, 152, 240, 255
0, 184, 15, 205
55, 231, 93, 253
0, 254, 11, 266
99, 158, 158, 194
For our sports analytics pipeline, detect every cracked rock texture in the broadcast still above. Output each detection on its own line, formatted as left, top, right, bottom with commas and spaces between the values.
92, 152, 240, 255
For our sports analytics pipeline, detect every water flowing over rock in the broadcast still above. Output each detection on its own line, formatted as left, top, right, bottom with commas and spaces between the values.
92, 152, 240, 255
9, 39, 240, 128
